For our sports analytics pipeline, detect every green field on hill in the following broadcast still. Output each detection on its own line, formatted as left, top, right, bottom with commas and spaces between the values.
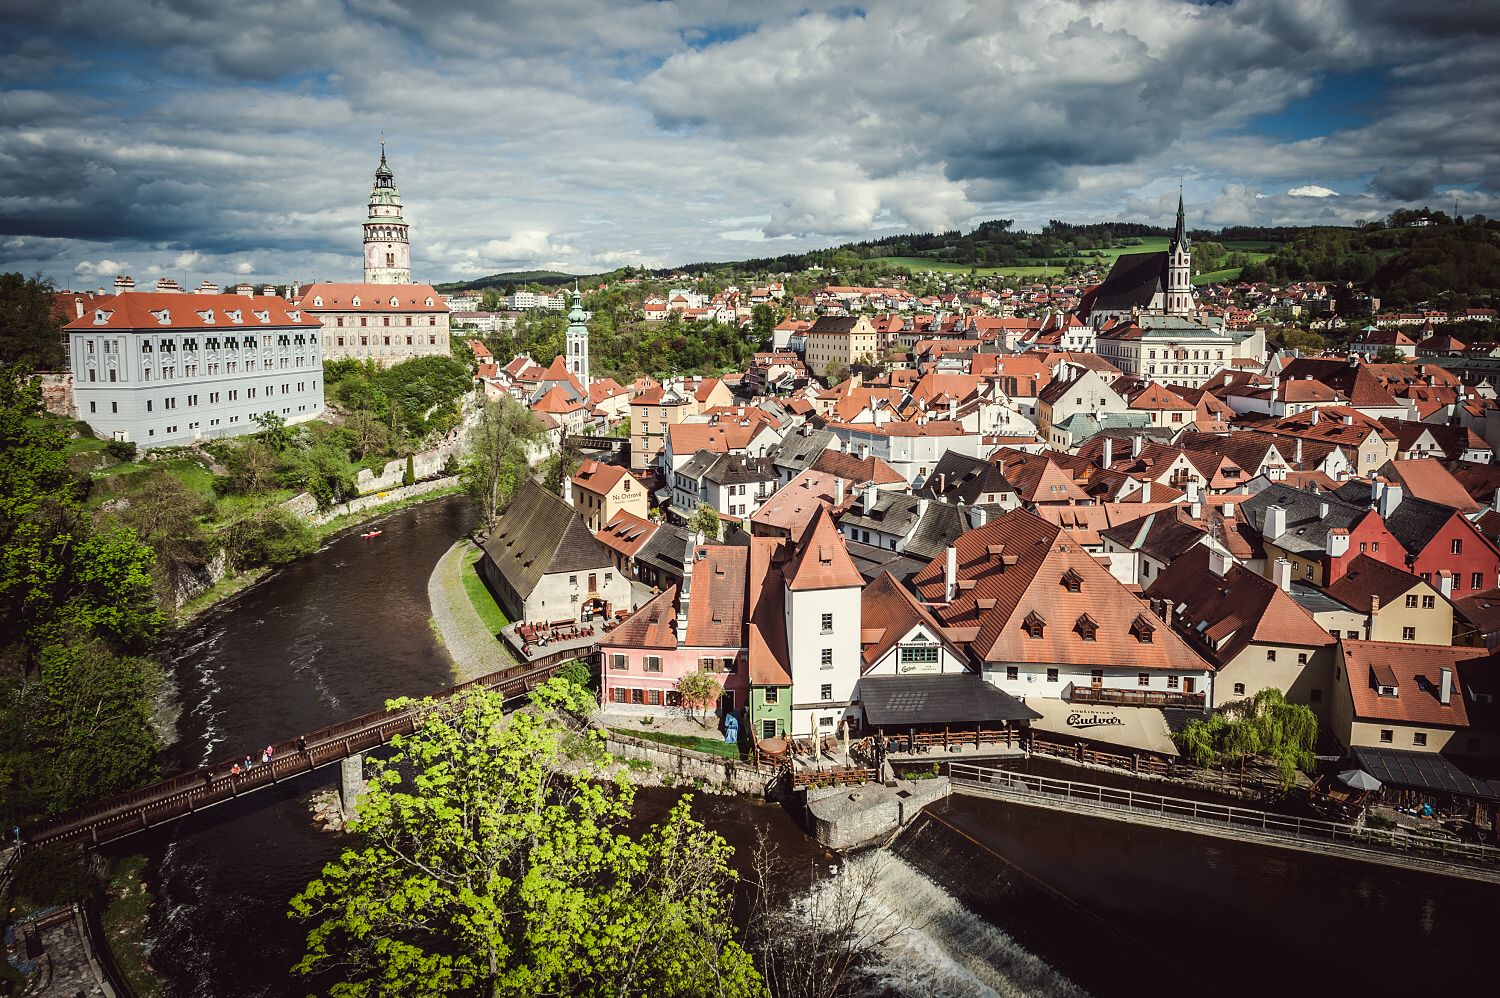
878, 235, 1275, 285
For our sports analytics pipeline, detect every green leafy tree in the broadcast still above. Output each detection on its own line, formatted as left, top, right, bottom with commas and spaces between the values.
221, 507, 318, 571
253, 410, 293, 452
462, 395, 547, 530
750, 303, 777, 344
1173, 688, 1317, 788
689, 503, 723, 540
108, 467, 214, 601
0, 272, 68, 370
675, 671, 725, 728
288, 680, 762, 997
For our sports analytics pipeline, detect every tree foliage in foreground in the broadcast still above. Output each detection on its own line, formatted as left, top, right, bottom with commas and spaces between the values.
288, 680, 763, 998
1174, 688, 1317, 788
0, 371, 164, 823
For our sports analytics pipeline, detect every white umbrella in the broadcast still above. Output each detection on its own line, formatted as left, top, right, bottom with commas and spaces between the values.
1338, 769, 1382, 792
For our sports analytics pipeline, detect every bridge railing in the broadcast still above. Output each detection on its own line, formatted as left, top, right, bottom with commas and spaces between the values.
948, 763, 1500, 868
21, 656, 584, 849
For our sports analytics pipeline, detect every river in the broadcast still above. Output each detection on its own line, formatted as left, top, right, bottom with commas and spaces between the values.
123, 495, 1498, 996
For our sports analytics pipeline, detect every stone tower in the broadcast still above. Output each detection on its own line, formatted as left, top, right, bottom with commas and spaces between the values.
565, 281, 590, 387
363, 142, 412, 284
1165, 191, 1193, 316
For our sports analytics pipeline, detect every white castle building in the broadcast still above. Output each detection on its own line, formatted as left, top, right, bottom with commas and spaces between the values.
68, 293, 325, 448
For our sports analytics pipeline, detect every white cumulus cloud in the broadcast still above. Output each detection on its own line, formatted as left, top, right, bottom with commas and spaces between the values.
1288, 185, 1340, 197
73, 258, 128, 277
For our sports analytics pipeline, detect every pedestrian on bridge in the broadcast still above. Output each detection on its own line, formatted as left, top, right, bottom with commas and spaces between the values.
265, 744, 275, 761
244, 754, 254, 772
298, 736, 308, 754
231, 763, 242, 778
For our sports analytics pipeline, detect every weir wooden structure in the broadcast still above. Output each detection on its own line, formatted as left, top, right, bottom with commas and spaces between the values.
17, 654, 587, 851
948, 763, 1500, 884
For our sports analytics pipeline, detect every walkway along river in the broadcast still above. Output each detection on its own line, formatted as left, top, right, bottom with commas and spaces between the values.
114, 493, 1500, 996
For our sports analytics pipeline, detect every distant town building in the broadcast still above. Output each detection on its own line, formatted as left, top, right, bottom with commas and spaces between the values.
68, 293, 324, 448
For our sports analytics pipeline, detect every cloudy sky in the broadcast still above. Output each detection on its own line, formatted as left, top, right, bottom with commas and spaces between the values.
2, 0, 1498, 288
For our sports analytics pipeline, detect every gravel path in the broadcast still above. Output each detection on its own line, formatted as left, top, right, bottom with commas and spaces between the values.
427, 539, 516, 683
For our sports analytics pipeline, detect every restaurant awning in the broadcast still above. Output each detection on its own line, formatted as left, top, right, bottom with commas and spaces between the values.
860, 674, 1041, 728
1026, 697, 1179, 758
1350, 747, 1500, 804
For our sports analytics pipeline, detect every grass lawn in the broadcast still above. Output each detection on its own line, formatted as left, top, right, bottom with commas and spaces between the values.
613, 726, 743, 759
1194, 268, 1244, 285
461, 544, 511, 633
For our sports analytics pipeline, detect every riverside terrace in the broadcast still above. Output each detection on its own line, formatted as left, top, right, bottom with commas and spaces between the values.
503, 615, 620, 662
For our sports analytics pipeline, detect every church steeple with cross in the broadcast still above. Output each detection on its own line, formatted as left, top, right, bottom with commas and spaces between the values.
363, 139, 412, 284
1165, 187, 1193, 316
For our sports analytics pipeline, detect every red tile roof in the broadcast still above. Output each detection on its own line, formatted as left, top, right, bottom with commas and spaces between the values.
684, 545, 749, 647
783, 506, 863, 591
610, 586, 678, 649
1340, 640, 1482, 727
297, 283, 448, 313
571, 460, 631, 495
65, 292, 319, 330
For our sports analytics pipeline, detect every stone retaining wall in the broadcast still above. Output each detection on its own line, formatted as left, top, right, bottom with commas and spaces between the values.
604, 733, 774, 796
805, 777, 950, 850
309, 476, 461, 525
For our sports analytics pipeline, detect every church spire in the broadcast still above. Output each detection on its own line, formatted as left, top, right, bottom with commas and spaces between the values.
1172, 187, 1188, 249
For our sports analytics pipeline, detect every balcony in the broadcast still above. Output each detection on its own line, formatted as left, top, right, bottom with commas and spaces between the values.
1063, 682, 1206, 710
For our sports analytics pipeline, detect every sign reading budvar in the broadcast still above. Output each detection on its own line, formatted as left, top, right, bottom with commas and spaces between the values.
1066, 712, 1125, 729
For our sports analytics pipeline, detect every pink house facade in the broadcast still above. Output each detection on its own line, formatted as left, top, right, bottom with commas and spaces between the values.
600, 545, 750, 716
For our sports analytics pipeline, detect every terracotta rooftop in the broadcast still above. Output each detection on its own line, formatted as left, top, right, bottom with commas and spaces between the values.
1340, 640, 1482, 727
783, 506, 863, 591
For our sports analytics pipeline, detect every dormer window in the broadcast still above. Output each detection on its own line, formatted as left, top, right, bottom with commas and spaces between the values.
254, 309, 270, 323
1022, 610, 1046, 639
226, 309, 243, 324
287, 311, 300, 322
151, 309, 172, 325
351, 296, 361, 307
92, 309, 114, 325
390, 297, 400, 307
312, 296, 324, 307
1131, 614, 1155, 644
425, 297, 434, 307
1061, 568, 1083, 593
1075, 614, 1098, 641
196, 309, 216, 324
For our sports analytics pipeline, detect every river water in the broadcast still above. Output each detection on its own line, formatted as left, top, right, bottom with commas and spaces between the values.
125, 495, 1498, 996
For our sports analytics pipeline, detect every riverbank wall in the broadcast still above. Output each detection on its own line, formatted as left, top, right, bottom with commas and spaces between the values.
603, 732, 774, 796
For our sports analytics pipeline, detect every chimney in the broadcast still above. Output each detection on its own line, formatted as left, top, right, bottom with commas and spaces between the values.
1318, 501, 1329, 519
970, 505, 988, 529
1295, 437, 1303, 465
1132, 435, 1144, 458
113, 274, 135, 294
1139, 480, 1152, 503
1492, 486, 1500, 514
1221, 501, 1235, 517
944, 544, 958, 602
1439, 571, 1454, 599
678, 536, 697, 636
1186, 480, 1201, 505
834, 477, 845, 506
863, 480, 878, 511
1310, 409, 1320, 425
1379, 483, 1403, 517
1102, 437, 1113, 470
1208, 551, 1232, 577
1342, 414, 1353, 426
1272, 558, 1293, 591
1440, 665, 1453, 706
1326, 528, 1350, 558
1263, 504, 1287, 540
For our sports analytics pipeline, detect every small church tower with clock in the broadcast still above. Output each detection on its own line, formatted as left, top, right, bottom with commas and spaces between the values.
1165, 191, 1192, 316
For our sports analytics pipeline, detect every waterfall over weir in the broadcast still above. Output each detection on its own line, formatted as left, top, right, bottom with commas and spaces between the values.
823, 845, 1086, 998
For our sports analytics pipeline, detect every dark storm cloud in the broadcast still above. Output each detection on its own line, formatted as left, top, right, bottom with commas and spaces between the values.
0, 0, 1497, 285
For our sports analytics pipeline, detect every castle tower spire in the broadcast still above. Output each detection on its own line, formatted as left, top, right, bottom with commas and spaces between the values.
363, 142, 412, 284
1165, 186, 1193, 316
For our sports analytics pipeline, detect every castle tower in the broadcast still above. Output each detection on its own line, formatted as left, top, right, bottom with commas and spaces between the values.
565, 281, 590, 387
363, 141, 412, 284
1166, 191, 1193, 316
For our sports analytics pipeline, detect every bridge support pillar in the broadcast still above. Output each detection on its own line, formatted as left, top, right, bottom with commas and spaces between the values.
340, 753, 367, 824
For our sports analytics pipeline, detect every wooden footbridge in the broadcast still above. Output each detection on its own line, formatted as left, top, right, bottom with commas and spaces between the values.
14, 654, 586, 852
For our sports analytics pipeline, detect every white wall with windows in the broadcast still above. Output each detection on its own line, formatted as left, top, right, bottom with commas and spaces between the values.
71, 317, 325, 448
